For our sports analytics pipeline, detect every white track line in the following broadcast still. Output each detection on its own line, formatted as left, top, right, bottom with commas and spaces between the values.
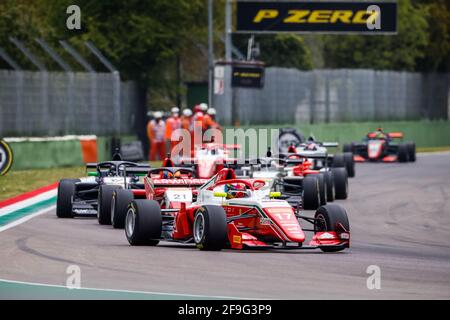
417, 151, 450, 156
0, 190, 57, 217
0, 278, 253, 300
0, 206, 55, 233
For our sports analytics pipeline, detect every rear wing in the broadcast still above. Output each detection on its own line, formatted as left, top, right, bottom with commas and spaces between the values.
151, 178, 209, 187
279, 152, 328, 160
388, 132, 404, 139
322, 142, 339, 148
200, 143, 241, 150
86, 162, 151, 176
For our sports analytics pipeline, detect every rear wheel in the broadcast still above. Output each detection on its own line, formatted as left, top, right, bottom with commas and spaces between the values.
302, 175, 320, 210
314, 204, 350, 252
332, 154, 345, 168
194, 206, 227, 251
125, 200, 161, 246
98, 185, 120, 225
111, 189, 134, 229
398, 144, 409, 163
317, 174, 327, 206
324, 171, 335, 202
406, 142, 416, 162
56, 179, 80, 218
332, 168, 348, 200
344, 152, 355, 178
343, 143, 353, 153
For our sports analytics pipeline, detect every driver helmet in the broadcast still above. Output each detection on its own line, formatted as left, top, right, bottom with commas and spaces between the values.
287, 145, 297, 153
173, 171, 182, 179
224, 183, 247, 199
161, 171, 173, 179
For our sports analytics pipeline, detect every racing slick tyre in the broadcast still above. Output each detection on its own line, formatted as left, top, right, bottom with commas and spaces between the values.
111, 189, 134, 229
331, 168, 348, 200
343, 152, 355, 178
406, 142, 416, 162
314, 204, 350, 253
398, 144, 409, 163
324, 171, 335, 202
302, 175, 320, 210
332, 154, 345, 168
98, 185, 120, 225
56, 179, 80, 218
194, 206, 227, 251
317, 174, 327, 206
125, 200, 161, 246
343, 143, 353, 153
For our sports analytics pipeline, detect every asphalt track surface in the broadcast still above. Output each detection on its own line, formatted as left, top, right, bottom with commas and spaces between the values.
0, 153, 449, 299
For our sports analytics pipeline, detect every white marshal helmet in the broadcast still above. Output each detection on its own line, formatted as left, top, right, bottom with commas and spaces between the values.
182, 108, 193, 117
207, 108, 217, 116
171, 107, 180, 114
153, 111, 163, 119
199, 103, 208, 112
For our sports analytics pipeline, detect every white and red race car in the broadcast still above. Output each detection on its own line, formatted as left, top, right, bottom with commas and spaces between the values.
177, 143, 241, 179
124, 168, 350, 252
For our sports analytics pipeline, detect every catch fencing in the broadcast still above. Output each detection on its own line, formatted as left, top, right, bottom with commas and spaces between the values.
214, 68, 450, 125
0, 70, 139, 137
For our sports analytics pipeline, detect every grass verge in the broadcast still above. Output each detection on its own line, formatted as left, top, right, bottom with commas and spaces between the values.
0, 161, 162, 202
417, 146, 450, 153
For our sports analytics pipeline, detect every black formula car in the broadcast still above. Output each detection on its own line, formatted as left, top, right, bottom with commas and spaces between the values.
56, 160, 150, 222
344, 129, 416, 163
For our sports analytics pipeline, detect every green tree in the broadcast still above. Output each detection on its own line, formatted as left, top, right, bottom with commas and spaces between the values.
414, 0, 450, 72
322, 0, 429, 71
258, 34, 313, 70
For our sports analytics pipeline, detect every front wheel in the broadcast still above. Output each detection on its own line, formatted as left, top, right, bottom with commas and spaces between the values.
323, 171, 335, 202
398, 144, 409, 163
302, 176, 320, 210
194, 206, 228, 251
332, 168, 348, 200
125, 200, 161, 246
111, 189, 134, 229
317, 174, 327, 206
314, 204, 350, 252
406, 142, 416, 162
344, 152, 355, 178
98, 185, 120, 225
56, 179, 80, 218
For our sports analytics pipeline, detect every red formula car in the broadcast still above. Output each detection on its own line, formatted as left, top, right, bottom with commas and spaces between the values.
177, 143, 241, 179
109, 161, 208, 229
344, 129, 416, 163
124, 168, 350, 252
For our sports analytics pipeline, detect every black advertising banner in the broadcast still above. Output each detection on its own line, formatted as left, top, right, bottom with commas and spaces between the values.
232, 65, 265, 88
236, 1, 397, 34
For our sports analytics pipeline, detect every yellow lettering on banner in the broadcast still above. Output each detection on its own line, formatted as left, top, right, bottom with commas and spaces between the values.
353, 10, 371, 24
253, 10, 279, 23
330, 10, 353, 23
284, 10, 310, 23
308, 10, 333, 23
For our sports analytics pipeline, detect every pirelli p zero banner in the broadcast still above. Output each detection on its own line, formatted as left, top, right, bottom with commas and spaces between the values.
237, 1, 397, 34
